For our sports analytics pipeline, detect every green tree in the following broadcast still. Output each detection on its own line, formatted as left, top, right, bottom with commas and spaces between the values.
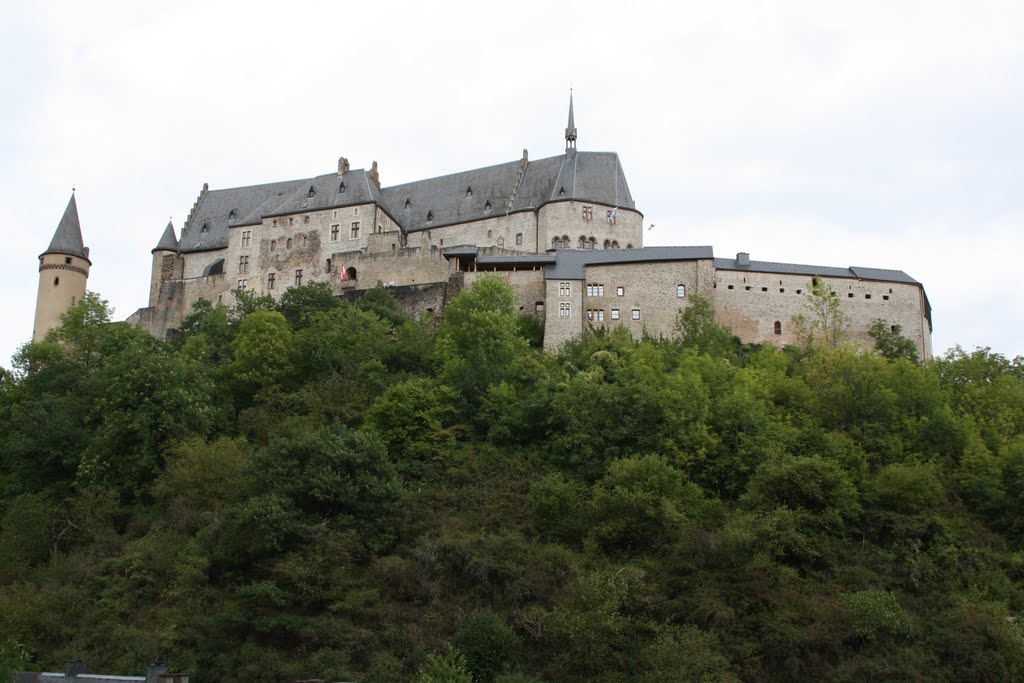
674, 293, 737, 358
414, 646, 474, 683
793, 280, 848, 348
230, 310, 292, 402
868, 319, 919, 362
279, 281, 339, 328
455, 610, 522, 682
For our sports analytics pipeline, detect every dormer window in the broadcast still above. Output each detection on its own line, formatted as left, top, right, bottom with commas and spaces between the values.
404, 198, 412, 209
484, 200, 491, 212
426, 211, 434, 222
228, 209, 236, 219
559, 187, 566, 197
466, 186, 473, 198
338, 181, 346, 193
308, 186, 316, 198
200, 223, 209, 234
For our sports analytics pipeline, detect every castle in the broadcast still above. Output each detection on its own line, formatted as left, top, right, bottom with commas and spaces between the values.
35, 97, 932, 358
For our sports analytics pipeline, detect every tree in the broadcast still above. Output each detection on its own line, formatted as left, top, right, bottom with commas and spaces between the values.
230, 310, 292, 402
674, 294, 737, 358
868, 320, 918, 362
793, 280, 848, 348
455, 610, 522, 682
279, 281, 339, 328
414, 646, 474, 683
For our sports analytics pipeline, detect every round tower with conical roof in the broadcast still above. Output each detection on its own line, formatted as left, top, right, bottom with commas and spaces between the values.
33, 193, 91, 341
149, 219, 180, 307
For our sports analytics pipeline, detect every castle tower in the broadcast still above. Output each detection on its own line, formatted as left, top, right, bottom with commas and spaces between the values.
33, 193, 91, 341
150, 220, 180, 307
565, 90, 577, 152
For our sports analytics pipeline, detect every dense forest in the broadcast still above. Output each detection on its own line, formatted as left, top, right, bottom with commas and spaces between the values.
2, 277, 1024, 682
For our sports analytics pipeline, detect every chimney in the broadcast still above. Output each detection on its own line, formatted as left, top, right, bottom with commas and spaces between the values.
65, 660, 88, 678
368, 161, 380, 187
337, 156, 349, 175
737, 252, 750, 267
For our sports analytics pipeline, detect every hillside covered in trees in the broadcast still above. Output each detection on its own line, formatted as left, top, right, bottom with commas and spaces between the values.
2, 279, 1024, 682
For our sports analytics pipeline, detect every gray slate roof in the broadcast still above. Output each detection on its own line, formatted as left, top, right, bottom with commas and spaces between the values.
546, 246, 714, 280
175, 150, 636, 252
713, 257, 921, 284
43, 193, 89, 260
152, 220, 178, 253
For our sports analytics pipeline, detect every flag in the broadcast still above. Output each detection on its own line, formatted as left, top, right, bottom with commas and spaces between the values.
608, 207, 618, 223
648, 224, 655, 231
340, 266, 348, 281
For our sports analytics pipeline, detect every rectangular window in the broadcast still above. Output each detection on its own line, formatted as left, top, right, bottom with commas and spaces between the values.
631, 309, 640, 320
677, 284, 686, 298
616, 286, 624, 296
559, 282, 570, 297
587, 309, 594, 321
267, 272, 276, 289
582, 205, 593, 220
237, 279, 247, 290
331, 224, 339, 240
515, 232, 523, 245
559, 302, 571, 318
238, 255, 249, 273
611, 309, 620, 320
350, 222, 360, 239
294, 269, 303, 286
598, 284, 604, 296
241, 230, 251, 247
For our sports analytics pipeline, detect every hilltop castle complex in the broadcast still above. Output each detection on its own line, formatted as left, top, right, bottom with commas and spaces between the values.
35, 98, 932, 358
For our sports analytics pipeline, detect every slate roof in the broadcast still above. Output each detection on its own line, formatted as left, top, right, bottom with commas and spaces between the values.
713, 257, 921, 284
546, 246, 715, 280
152, 220, 178, 253
379, 151, 636, 233
43, 193, 89, 261
175, 148, 637, 252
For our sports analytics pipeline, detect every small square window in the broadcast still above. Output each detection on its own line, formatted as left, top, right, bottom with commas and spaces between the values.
727, 284, 735, 290
631, 309, 640, 320
65, 257, 72, 264
676, 284, 686, 298
611, 309, 620, 320
616, 286, 624, 296
515, 233, 523, 245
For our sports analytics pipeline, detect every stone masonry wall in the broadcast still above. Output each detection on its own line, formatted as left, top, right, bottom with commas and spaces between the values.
538, 201, 643, 252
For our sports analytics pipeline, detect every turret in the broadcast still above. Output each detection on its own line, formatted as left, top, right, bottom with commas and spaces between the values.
34, 193, 91, 341
149, 219, 181, 308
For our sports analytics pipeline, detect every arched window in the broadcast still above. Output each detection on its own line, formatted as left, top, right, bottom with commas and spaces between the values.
774, 320, 782, 336
626, 243, 633, 249
588, 237, 597, 249
603, 239, 611, 249
578, 235, 587, 249
677, 284, 686, 298
552, 236, 561, 249
345, 266, 358, 281
611, 240, 620, 249
497, 238, 505, 247
561, 235, 570, 249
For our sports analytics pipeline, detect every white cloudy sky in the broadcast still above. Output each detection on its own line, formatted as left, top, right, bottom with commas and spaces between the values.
2, 0, 1022, 367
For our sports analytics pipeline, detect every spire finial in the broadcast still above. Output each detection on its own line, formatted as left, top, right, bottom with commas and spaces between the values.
565, 90, 577, 151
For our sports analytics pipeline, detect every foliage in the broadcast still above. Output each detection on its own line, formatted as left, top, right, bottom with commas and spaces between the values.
793, 280, 849, 348
869, 319, 919, 362
3, 279, 1024, 682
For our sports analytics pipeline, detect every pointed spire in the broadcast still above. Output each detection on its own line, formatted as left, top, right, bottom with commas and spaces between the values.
565, 90, 577, 151
153, 219, 179, 253
42, 192, 89, 261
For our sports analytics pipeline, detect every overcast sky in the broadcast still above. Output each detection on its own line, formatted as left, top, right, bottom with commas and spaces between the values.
2, 0, 1022, 368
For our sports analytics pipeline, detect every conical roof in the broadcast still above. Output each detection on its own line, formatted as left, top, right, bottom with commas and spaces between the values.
565, 91, 577, 147
153, 219, 179, 253
42, 193, 89, 261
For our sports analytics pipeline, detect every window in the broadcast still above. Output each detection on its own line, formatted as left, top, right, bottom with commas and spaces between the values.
774, 320, 782, 336
270, 240, 277, 252
65, 257, 72, 264
238, 255, 249, 273
288, 218, 294, 226
631, 309, 640, 320
559, 282, 570, 297
611, 309, 620, 320
883, 295, 890, 300
326, 258, 332, 273
727, 284, 734, 290
587, 284, 605, 297
350, 222, 360, 238
865, 294, 872, 300
53, 277, 59, 286
237, 279, 247, 290
331, 224, 339, 240
497, 237, 504, 247
587, 309, 605, 322
267, 272, 276, 289
582, 205, 593, 220
354, 207, 359, 215
294, 269, 303, 286
515, 233, 523, 245
578, 236, 586, 249
616, 286, 624, 296
559, 302, 571, 318
302, 235, 308, 247
303, 215, 309, 224
487, 229, 492, 238
286, 238, 293, 249
201, 223, 210, 233
535, 301, 544, 315
676, 284, 686, 298
588, 237, 597, 249
272, 219, 278, 227
241, 230, 251, 246
484, 200, 492, 213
